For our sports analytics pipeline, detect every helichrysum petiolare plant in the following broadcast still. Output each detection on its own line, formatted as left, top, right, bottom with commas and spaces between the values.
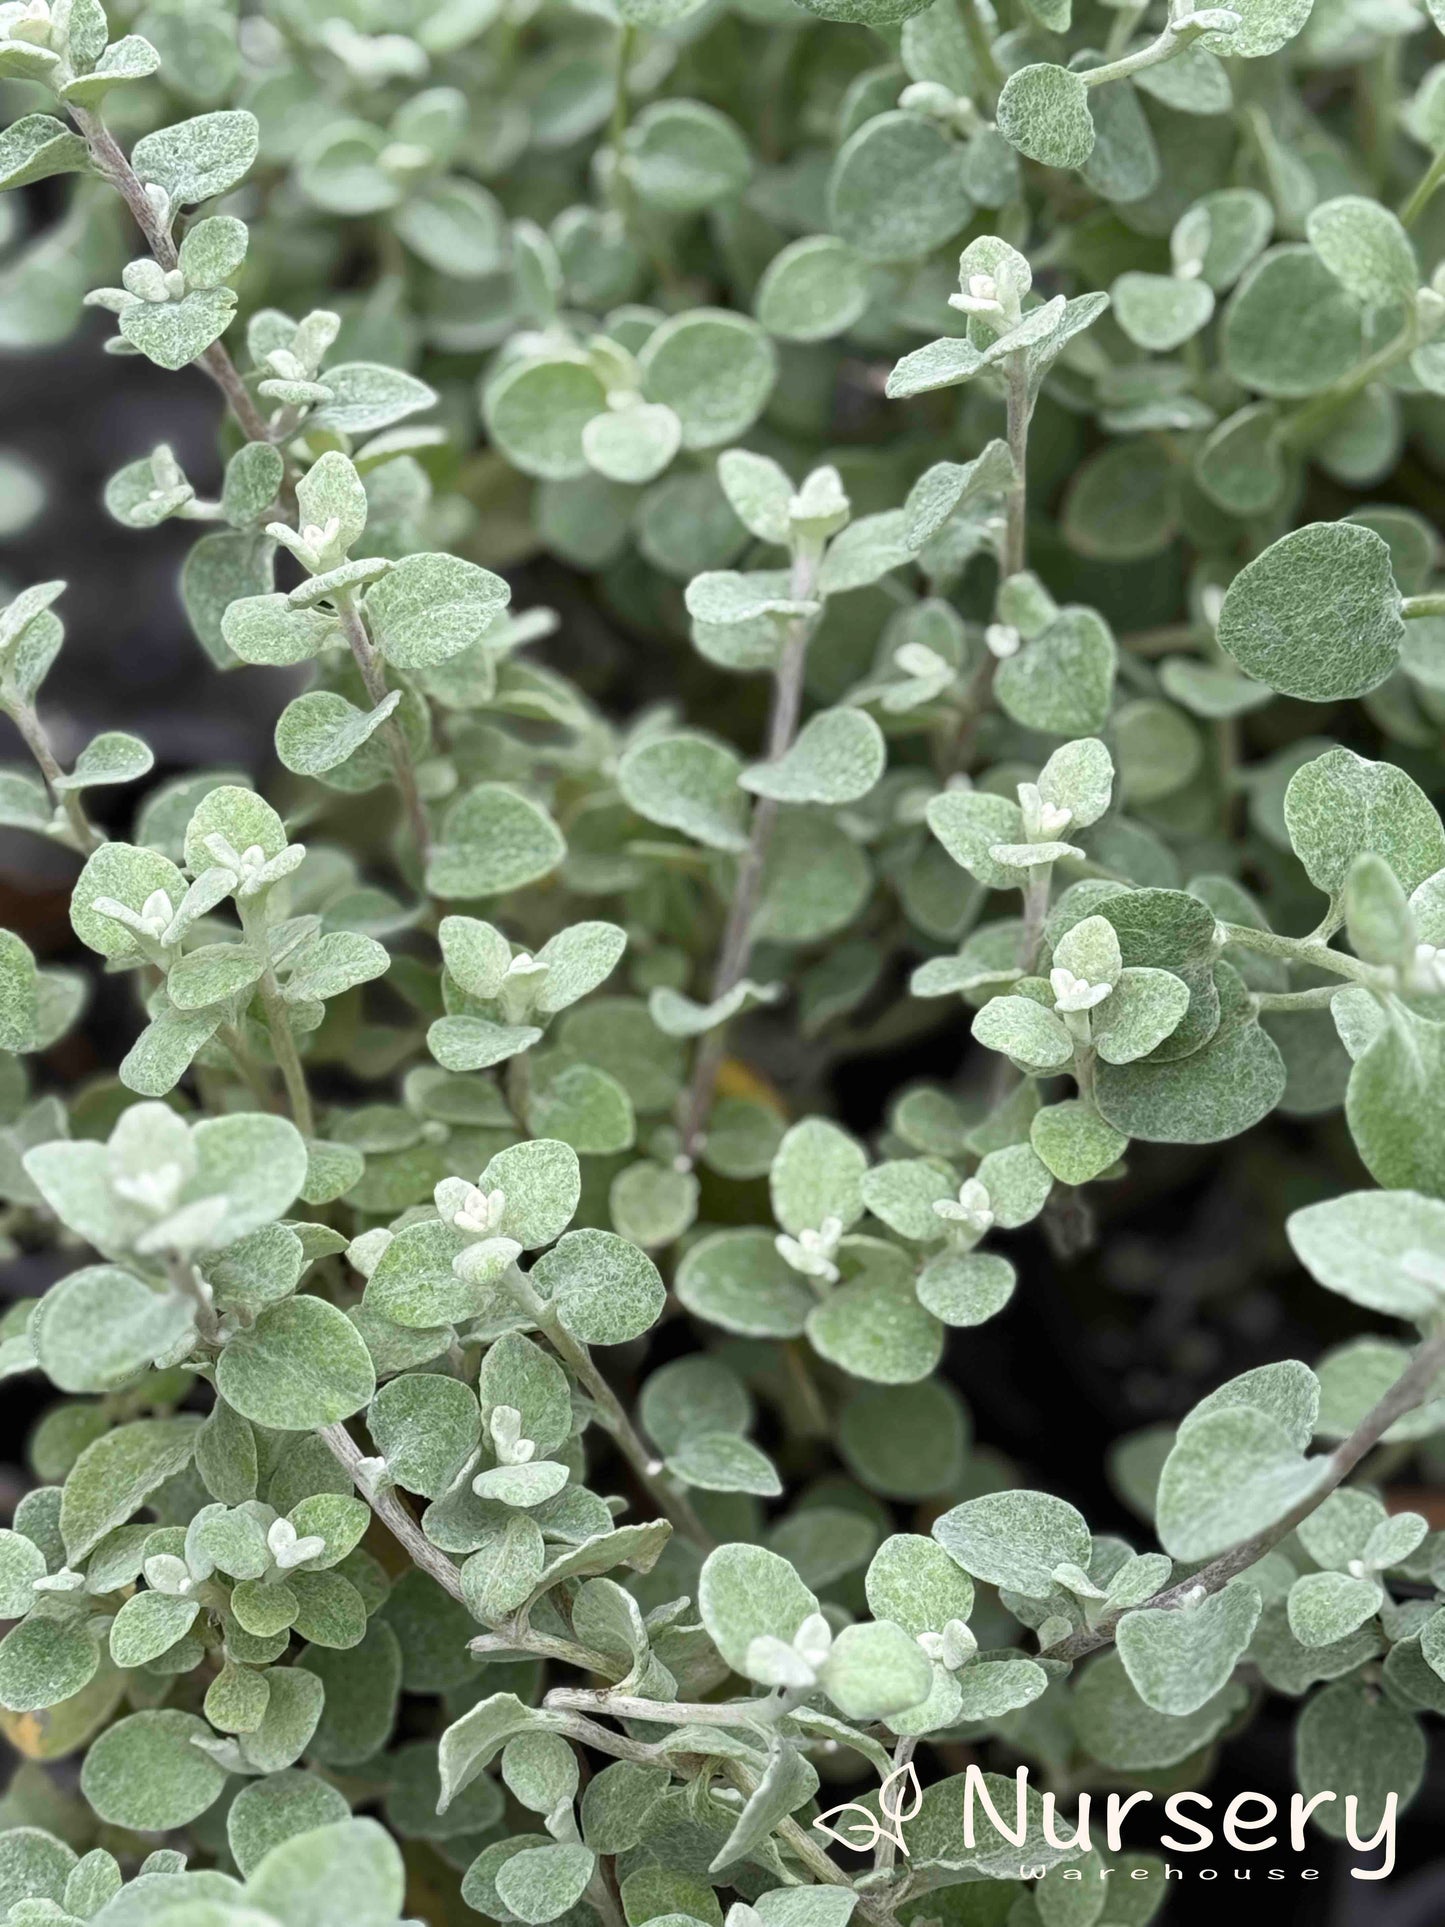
0, 0, 1444, 1914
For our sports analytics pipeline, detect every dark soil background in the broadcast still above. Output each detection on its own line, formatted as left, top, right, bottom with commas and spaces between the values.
0, 321, 1442, 1925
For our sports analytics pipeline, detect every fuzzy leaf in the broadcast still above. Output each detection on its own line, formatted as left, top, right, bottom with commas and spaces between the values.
216, 1296, 376, 1430
1155, 1406, 1327, 1561
1218, 524, 1403, 702
996, 65, 1096, 169
932, 1490, 1091, 1598
365, 553, 510, 670
618, 732, 750, 852
531, 1229, 664, 1345
742, 708, 885, 805
1116, 1579, 1262, 1715
132, 110, 259, 205
1283, 747, 1445, 897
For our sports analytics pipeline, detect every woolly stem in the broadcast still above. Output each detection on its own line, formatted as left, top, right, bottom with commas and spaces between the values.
677, 550, 818, 1165
533, 1302, 716, 1550
69, 108, 272, 446
1216, 921, 1387, 988
1, 692, 101, 854
238, 902, 315, 1137
1002, 351, 1031, 578
1077, 21, 1189, 88
215, 1021, 279, 1109
1017, 863, 1053, 973
321, 1421, 469, 1604
544, 1685, 807, 1727
1250, 984, 1343, 1012
334, 589, 433, 873
254, 972, 315, 1137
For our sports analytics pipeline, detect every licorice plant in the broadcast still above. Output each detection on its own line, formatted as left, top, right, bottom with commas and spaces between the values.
0, 0, 1443, 1917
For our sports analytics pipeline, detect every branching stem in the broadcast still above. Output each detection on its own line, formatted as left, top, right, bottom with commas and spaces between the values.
1283, 316, 1418, 449
1017, 863, 1052, 973
540, 1671, 897, 1919
321, 1421, 469, 1604
942, 374, 1029, 775
1400, 143, 1445, 228
545, 1685, 803, 1727
470, 1627, 613, 1670
253, 969, 315, 1137
677, 552, 818, 1165
215, 1021, 278, 1109
69, 107, 272, 446
1049, 1325, 1445, 1662
531, 1297, 716, 1550
334, 590, 433, 872
1, 692, 101, 853
1217, 921, 1387, 988
1002, 351, 1031, 579
1250, 984, 1342, 1012
1077, 20, 1191, 88
239, 902, 316, 1136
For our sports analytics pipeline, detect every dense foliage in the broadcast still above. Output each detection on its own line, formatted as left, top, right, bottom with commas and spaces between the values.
2, 0, 1445, 1916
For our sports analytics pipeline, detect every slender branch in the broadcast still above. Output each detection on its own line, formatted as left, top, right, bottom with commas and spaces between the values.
470, 1627, 615, 1670
335, 590, 433, 873
944, 347, 1033, 804
215, 1020, 279, 1109
929, 354, 1032, 778
956, 0, 1004, 97
1, 693, 101, 853
1104, 0, 1148, 56
1017, 863, 1052, 973
550, 1708, 820, 1787
537, 1307, 716, 1550
545, 1684, 796, 1727
238, 902, 316, 1136
1076, 22, 1190, 89
1049, 1325, 1445, 1663
1400, 143, 1445, 228
608, 23, 638, 217
1250, 985, 1341, 1012
546, 1677, 895, 1919
874, 1738, 916, 1874
1002, 351, 1030, 579
1282, 316, 1417, 450
1216, 921, 1386, 988
78, 109, 429, 885
68, 107, 271, 445
774, 1805, 875, 1901
321, 1420, 469, 1605
549, 1712, 676, 1767
1402, 591, 1445, 620
677, 553, 818, 1165
253, 970, 315, 1136
338, 1278, 713, 1610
